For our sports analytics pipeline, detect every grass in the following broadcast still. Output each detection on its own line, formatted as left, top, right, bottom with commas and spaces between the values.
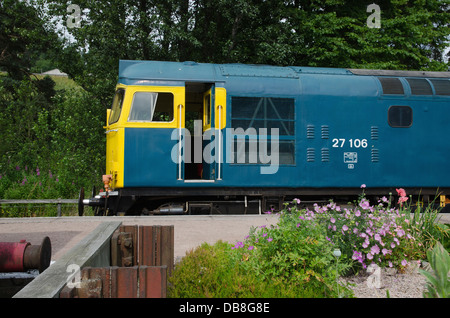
33, 74, 81, 91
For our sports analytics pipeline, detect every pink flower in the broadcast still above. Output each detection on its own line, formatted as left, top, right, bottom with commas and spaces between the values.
361, 184, 366, 189
401, 259, 408, 266
355, 210, 361, 217
371, 244, 380, 255
398, 196, 408, 205
362, 239, 369, 248
396, 188, 406, 197
330, 217, 335, 224
396, 228, 405, 237
359, 199, 371, 210
342, 225, 348, 231
382, 248, 391, 255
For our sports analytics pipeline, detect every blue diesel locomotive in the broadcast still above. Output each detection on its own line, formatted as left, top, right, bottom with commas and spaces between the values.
80, 60, 450, 215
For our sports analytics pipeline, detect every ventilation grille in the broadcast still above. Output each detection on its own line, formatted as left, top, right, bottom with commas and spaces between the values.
406, 78, 433, 95
378, 77, 404, 95
307, 148, 315, 162
321, 125, 329, 139
371, 126, 379, 140
430, 79, 450, 96
321, 148, 330, 162
306, 125, 315, 139
371, 149, 380, 163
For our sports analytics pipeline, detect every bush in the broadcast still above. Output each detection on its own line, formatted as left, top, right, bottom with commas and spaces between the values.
0, 76, 105, 216
168, 213, 354, 298
233, 209, 353, 297
284, 188, 449, 274
168, 187, 449, 298
168, 241, 273, 298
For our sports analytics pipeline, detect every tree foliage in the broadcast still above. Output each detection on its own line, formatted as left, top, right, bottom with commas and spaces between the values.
45, 0, 449, 101
0, 0, 449, 204
0, 0, 60, 79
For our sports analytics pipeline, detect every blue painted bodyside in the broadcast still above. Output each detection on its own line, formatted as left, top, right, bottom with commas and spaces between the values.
119, 60, 450, 190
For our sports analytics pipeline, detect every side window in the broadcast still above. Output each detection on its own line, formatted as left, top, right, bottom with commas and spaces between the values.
128, 92, 174, 122
109, 89, 125, 125
231, 96, 295, 165
388, 106, 412, 128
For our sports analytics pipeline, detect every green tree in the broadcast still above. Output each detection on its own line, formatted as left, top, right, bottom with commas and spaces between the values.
282, 0, 449, 70
0, 0, 60, 79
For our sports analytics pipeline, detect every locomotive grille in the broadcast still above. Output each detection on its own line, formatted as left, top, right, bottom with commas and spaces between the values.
378, 77, 404, 95
371, 126, 379, 140
307, 148, 315, 162
306, 125, 315, 139
430, 79, 450, 96
406, 78, 433, 95
321, 125, 329, 139
371, 149, 380, 162
321, 148, 330, 162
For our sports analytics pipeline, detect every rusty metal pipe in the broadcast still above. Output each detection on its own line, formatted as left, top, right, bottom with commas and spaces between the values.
0, 237, 51, 273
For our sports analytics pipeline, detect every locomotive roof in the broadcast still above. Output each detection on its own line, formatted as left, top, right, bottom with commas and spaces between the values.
118, 60, 450, 85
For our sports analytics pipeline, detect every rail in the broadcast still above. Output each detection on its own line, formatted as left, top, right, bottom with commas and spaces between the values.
0, 199, 77, 217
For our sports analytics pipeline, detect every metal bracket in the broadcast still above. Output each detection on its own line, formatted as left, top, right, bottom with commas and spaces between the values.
111, 231, 134, 267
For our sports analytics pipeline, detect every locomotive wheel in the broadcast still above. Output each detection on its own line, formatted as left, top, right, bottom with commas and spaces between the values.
78, 187, 85, 216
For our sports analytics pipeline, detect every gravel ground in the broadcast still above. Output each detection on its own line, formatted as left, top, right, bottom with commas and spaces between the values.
340, 265, 429, 298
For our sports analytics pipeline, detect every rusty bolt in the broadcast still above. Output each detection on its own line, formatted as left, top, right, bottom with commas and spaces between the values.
123, 238, 133, 248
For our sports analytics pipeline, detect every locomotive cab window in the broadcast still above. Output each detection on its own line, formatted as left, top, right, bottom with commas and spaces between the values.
109, 88, 125, 125
128, 92, 174, 122
388, 106, 412, 128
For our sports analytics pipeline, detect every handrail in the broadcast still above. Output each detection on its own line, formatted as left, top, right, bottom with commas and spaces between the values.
178, 104, 183, 180
217, 104, 222, 180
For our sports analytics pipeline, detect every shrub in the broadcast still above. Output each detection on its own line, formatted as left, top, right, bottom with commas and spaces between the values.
168, 213, 354, 298
311, 196, 425, 272
168, 241, 287, 298
232, 209, 353, 297
0, 78, 105, 216
168, 187, 447, 298
285, 188, 448, 273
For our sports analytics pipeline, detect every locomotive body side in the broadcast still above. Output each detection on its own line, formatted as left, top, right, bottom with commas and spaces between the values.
81, 60, 450, 215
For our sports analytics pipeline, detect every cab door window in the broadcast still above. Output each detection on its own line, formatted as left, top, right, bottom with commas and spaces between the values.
128, 92, 174, 122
